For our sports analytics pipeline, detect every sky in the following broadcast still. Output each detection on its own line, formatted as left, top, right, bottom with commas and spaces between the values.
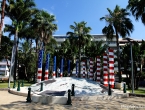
3, 0, 145, 40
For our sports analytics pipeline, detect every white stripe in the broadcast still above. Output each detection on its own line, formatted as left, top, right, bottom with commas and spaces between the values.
103, 76, 108, 79
109, 70, 114, 73
97, 72, 100, 75
37, 74, 42, 77
103, 61, 108, 63
109, 64, 114, 67
89, 74, 93, 76
103, 66, 108, 68
38, 68, 42, 71
109, 58, 114, 61
97, 68, 101, 70
109, 52, 114, 56
103, 71, 108, 74
90, 61, 93, 63
97, 77, 100, 79
97, 59, 100, 61
103, 56, 107, 59
45, 70, 48, 72
37, 79, 41, 83
104, 82, 108, 84
89, 78, 93, 80
90, 65, 93, 67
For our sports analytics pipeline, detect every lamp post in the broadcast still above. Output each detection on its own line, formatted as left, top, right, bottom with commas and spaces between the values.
124, 38, 134, 93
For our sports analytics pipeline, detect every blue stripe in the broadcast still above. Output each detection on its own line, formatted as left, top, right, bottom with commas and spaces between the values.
53, 56, 56, 72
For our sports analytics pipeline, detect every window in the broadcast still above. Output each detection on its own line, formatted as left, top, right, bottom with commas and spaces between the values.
0, 65, 6, 68
0, 71, 5, 75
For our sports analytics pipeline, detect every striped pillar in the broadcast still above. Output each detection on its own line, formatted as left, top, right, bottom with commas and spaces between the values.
60, 58, 63, 77
89, 58, 94, 80
103, 53, 108, 87
52, 56, 56, 79
76, 60, 78, 77
68, 60, 71, 76
37, 50, 43, 83
96, 56, 101, 83
44, 54, 50, 80
82, 60, 86, 78
109, 48, 115, 88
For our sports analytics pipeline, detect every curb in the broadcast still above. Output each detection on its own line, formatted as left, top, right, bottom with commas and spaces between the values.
0, 88, 9, 91
129, 93, 145, 97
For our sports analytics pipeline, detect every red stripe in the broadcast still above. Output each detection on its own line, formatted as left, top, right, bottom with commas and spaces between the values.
109, 55, 114, 58
37, 76, 42, 79
109, 61, 114, 63
110, 85, 114, 88
109, 79, 115, 81
103, 63, 108, 66
38, 71, 42, 73
97, 66, 101, 68
109, 67, 114, 69
45, 72, 48, 74
103, 53, 107, 56
44, 77, 48, 80
109, 49, 113, 52
103, 74, 108, 77
104, 84, 108, 87
103, 58, 107, 60
103, 68, 108, 71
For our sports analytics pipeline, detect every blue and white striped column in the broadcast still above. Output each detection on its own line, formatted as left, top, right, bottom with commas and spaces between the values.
76, 60, 78, 77
45, 53, 50, 80
60, 58, 64, 77
68, 60, 71, 76
53, 56, 56, 79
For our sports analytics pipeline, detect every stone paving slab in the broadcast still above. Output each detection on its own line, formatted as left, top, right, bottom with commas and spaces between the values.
0, 91, 145, 110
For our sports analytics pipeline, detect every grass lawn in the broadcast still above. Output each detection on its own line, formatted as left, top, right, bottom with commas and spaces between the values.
0, 80, 35, 88
127, 89, 145, 94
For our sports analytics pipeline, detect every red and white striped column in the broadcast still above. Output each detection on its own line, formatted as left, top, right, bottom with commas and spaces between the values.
96, 56, 101, 83
109, 48, 115, 88
89, 58, 94, 80
103, 53, 108, 87
82, 60, 86, 78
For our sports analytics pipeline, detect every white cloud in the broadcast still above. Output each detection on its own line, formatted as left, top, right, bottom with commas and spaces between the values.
51, 5, 55, 10
42, 8, 54, 15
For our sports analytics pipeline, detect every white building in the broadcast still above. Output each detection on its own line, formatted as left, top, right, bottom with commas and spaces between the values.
53, 34, 143, 73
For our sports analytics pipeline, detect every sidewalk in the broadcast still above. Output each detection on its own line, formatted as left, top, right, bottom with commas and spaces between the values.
0, 91, 145, 110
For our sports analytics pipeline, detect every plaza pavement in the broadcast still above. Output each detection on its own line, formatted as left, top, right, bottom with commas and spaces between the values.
0, 90, 145, 110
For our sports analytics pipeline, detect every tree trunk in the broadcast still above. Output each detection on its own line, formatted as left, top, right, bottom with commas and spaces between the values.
14, 35, 19, 80
0, 0, 6, 48
34, 39, 38, 82
115, 28, 122, 83
78, 36, 81, 78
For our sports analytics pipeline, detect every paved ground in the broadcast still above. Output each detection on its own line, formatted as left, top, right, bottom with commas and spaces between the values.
0, 91, 145, 110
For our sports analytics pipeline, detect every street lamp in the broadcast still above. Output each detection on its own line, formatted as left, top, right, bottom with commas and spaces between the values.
124, 37, 134, 93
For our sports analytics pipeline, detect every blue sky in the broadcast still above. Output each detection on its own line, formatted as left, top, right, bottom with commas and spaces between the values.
34, 0, 145, 40
3, 0, 145, 40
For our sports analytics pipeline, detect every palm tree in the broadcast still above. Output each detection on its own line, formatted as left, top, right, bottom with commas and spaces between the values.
4, 0, 37, 81
0, 0, 6, 48
31, 10, 57, 50
127, 0, 145, 25
66, 21, 92, 77
100, 5, 134, 83
0, 35, 13, 60
85, 40, 108, 58
18, 40, 36, 81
